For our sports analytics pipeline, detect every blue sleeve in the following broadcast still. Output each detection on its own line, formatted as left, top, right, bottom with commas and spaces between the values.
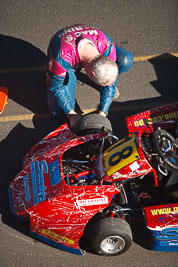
102, 33, 115, 58
98, 77, 118, 114
47, 72, 73, 114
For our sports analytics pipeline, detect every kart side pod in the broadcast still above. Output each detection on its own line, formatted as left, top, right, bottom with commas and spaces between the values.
144, 203, 178, 251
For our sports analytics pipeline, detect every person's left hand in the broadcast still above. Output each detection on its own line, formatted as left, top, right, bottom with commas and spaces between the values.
98, 110, 107, 117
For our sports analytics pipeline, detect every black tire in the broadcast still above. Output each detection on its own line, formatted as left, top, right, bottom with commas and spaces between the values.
91, 217, 132, 256
72, 114, 112, 135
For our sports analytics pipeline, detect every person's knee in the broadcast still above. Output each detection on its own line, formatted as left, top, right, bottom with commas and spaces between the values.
120, 51, 133, 73
116, 46, 133, 74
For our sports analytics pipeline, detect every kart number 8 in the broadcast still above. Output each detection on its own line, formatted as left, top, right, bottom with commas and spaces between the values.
104, 134, 140, 176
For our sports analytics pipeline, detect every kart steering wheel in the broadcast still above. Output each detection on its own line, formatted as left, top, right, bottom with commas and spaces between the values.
153, 129, 178, 171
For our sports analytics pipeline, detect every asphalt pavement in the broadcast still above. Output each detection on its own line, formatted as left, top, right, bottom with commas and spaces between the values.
0, 1, 178, 266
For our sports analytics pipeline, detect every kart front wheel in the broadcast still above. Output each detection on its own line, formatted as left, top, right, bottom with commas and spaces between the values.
91, 217, 132, 256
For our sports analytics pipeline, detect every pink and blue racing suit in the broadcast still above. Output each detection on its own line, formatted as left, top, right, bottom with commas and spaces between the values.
46, 24, 133, 117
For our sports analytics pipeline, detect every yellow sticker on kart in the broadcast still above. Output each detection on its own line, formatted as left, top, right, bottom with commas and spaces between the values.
104, 134, 140, 176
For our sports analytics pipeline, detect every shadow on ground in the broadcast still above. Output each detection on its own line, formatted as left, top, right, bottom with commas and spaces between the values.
109, 53, 178, 137
0, 34, 48, 113
0, 35, 59, 215
0, 48, 178, 254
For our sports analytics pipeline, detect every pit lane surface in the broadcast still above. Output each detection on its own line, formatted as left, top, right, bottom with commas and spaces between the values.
0, 1, 178, 266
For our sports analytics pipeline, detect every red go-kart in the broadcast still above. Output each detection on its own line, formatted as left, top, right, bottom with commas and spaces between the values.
9, 103, 178, 256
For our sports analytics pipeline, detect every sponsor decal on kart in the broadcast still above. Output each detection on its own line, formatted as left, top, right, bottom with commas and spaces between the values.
145, 204, 178, 250
24, 159, 61, 205
153, 227, 178, 249
30, 160, 48, 205
76, 197, 108, 207
151, 206, 178, 216
41, 229, 74, 245
133, 111, 178, 128
23, 174, 31, 202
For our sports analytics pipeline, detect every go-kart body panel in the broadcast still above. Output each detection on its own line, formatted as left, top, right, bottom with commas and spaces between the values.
9, 102, 178, 254
9, 124, 115, 254
126, 102, 178, 133
144, 203, 178, 251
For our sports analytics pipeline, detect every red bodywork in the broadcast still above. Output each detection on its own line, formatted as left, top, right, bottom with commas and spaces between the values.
9, 125, 116, 254
9, 103, 178, 254
126, 102, 178, 133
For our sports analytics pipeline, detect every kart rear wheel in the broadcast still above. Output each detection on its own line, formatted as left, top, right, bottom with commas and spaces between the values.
91, 217, 132, 256
71, 114, 112, 135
